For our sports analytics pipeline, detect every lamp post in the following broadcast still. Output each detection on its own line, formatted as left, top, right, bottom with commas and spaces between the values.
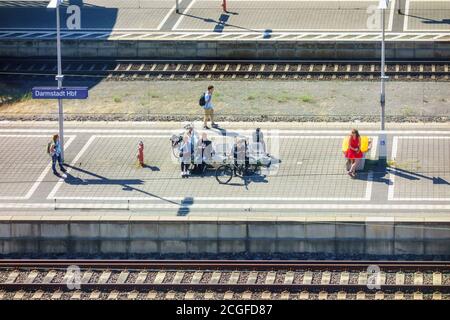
378, 0, 389, 162
47, 0, 65, 161
175, 0, 179, 13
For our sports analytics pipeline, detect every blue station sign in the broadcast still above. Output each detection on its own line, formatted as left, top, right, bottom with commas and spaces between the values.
32, 87, 89, 99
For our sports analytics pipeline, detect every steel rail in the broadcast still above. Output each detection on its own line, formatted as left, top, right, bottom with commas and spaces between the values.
1, 283, 448, 292
0, 260, 449, 271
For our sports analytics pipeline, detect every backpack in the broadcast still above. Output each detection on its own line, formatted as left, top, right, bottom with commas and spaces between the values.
199, 93, 206, 107
47, 142, 52, 154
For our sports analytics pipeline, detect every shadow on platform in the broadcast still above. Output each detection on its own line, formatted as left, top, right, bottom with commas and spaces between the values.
63, 164, 180, 205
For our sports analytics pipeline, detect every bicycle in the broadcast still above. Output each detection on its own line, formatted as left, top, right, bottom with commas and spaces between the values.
215, 157, 262, 184
170, 122, 197, 158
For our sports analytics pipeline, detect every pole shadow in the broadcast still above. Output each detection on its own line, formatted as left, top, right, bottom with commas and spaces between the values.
63, 164, 179, 205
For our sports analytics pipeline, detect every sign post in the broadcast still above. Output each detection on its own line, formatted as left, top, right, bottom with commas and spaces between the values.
378, 0, 390, 163
32, 86, 88, 161
47, 0, 66, 160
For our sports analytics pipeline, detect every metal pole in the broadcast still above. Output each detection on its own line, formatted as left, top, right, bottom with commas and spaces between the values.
380, 8, 385, 132
175, 0, 179, 13
379, 7, 387, 162
56, 4, 64, 161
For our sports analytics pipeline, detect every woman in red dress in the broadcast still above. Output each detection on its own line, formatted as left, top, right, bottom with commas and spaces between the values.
345, 129, 363, 178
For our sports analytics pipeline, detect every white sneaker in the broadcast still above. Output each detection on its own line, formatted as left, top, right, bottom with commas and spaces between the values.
181, 171, 185, 176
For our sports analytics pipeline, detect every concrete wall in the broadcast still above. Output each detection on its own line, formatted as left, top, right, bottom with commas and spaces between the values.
1, 216, 449, 256
1, 40, 449, 60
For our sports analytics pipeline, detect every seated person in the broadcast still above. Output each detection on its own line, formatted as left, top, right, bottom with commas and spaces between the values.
196, 133, 213, 173
252, 128, 269, 156
233, 137, 249, 176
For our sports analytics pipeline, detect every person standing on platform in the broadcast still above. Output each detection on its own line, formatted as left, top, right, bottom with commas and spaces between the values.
179, 135, 191, 178
345, 129, 363, 178
200, 85, 218, 129
49, 134, 66, 176
137, 141, 145, 167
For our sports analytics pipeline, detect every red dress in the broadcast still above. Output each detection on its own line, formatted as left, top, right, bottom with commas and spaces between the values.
346, 136, 363, 159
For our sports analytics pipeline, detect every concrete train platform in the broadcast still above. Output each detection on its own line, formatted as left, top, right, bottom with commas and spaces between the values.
0, 0, 449, 59
0, 121, 449, 256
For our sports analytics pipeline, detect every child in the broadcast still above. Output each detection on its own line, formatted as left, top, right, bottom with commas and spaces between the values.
137, 141, 144, 167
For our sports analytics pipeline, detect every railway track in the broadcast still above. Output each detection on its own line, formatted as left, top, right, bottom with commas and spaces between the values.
0, 260, 449, 300
0, 59, 449, 80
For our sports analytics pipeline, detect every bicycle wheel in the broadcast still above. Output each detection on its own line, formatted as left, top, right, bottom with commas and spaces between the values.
215, 165, 233, 184
172, 142, 180, 158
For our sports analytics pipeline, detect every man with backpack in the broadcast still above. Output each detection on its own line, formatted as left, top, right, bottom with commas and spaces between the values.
199, 85, 218, 129
48, 134, 66, 176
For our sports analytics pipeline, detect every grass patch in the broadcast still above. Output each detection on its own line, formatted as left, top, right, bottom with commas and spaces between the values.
19, 92, 32, 102
0, 90, 32, 106
113, 96, 122, 103
400, 106, 416, 117
247, 95, 256, 101
299, 94, 314, 103
267, 93, 294, 103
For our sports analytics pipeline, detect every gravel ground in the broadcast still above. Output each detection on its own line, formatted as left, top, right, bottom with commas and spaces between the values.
423, 273, 433, 285
275, 272, 285, 284
293, 272, 304, 284
181, 272, 193, 284
237, 272, 249, 284
331, 272, 340, 284
0, 80, 449, 122
162, 271, 175, 284
444, 274, 450, 285
219, 272, 231, 284
311, 272, 322, 285
200, 272, 212, 284
348, 273, 359, 285
386, 273, 396, 285
15, 272, 29, 283
405, 273, 413, 285
34, 271, 47, 284
107, 272, 119, 284
144, 271, 157, 283
126, 272, 138, 284
256, 272, 266, 284
87, 272, 100, 284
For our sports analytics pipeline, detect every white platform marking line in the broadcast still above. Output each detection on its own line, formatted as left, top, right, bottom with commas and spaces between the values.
52, 196, 366, 201
2, 203, 450, 210
365, 171, 374, 201
173, 0, 196, 30
403, 0, 410, 32
388, 0, 396, 32
370, 136, 379, 160
157, 5, 177, 30
398, 136, 450, 140
24, 135, 76, 199
0, 134, 59, 137
388, 136, 399, 201
47, 135, 96, 200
